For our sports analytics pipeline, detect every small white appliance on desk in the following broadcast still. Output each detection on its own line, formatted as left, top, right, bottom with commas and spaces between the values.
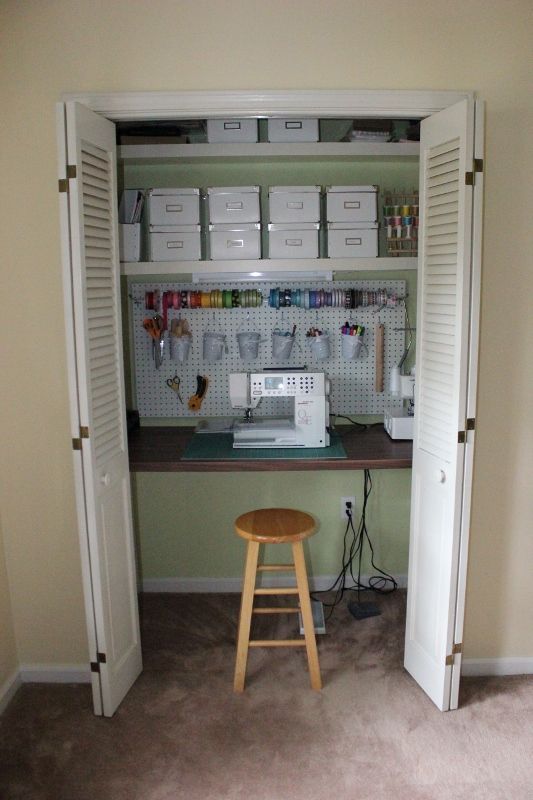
384, 370, 415, 440
229, 371, 330, 448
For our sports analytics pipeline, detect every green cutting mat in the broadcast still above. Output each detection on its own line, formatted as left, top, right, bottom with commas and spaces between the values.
182, 431, 346, 461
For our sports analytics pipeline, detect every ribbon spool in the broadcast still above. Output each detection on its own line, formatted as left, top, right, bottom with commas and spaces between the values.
145, 289, 160, 311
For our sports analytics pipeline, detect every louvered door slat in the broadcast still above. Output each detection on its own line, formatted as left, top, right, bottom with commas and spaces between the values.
418, 139, 461, 462
79, 140, 124, 467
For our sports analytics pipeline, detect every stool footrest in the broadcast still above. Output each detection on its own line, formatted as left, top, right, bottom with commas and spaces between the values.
253, 607, 299, 615
254, 587, 299, 595
257, 564, 295, 572
249, 639, 306, 648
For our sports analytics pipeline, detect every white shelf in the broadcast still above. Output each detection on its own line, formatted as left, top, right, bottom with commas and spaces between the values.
118, 141, 419, 162
121, 257, 417, 277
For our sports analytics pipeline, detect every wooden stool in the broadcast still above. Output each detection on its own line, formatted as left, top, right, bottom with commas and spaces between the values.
233, 508, 322, 692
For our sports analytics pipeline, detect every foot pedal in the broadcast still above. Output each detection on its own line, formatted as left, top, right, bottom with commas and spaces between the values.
348, 600, 381, 620
299, 600, 326, 634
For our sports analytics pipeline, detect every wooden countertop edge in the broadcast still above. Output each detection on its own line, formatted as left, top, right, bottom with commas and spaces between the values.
127, 425, 412, 473
129, 457, 412, 472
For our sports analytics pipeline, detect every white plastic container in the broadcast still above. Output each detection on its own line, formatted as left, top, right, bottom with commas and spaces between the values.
341, 333, 364, 359
308, 333, 331, 361
148, 225, 201, 261
327, 223, 378, 258
326, 185, 378, 223
206, 118, 258, 143
267, 118, 319, 142
207, 186, 260, 224
268, 223, 319, 259
119, 223, 141, 262
268, 186, 321, 223
147, 188, 200, 225
384, 408, 414, 440
209, 223, 261, 260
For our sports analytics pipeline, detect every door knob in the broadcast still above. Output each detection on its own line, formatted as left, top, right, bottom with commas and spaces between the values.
100, 473, 111, 487
437, 470, 446, 484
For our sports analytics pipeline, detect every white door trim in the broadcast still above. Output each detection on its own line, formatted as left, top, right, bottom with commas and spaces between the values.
60, 88, 473, 121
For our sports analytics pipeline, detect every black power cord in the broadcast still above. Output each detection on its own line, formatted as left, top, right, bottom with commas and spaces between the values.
311, 469, 398, 620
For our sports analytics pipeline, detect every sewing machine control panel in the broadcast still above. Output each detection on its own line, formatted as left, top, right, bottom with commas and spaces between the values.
251, 372, 324, 397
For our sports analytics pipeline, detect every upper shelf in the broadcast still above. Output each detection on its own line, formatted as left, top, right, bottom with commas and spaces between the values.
121, 257, 418, 276
117, 141, 420, 163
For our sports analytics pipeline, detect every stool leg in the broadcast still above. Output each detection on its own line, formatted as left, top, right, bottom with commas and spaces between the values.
234, 540, 260, 692
292, 541, 322, 691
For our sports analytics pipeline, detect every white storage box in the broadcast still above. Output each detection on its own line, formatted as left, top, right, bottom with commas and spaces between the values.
384, 408, 415, 440
326, 185, 378, 223
327, 223, 378, 258
147, 188, 200, 226
267, 118, 319, 142
207, 118, 258, 143
119, 223, 141, 262
209, 223, 261, 260
148, 225, 201, 261
268, 223, 319, 259
207, 186, 260, 224
268, 186, 321, 223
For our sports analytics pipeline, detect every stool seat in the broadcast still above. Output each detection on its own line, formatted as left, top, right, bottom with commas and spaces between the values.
234, 508, 316, 543
233, 507, 321, 692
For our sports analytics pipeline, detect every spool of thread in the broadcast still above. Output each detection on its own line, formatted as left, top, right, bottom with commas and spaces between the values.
389, 366, 401, 396
400, 205, 411, 216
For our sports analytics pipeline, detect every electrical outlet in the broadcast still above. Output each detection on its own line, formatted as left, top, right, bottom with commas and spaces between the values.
340, 496, 355, 521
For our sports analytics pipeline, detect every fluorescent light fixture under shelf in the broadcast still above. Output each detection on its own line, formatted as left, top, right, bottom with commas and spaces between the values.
192, 270, 333, 283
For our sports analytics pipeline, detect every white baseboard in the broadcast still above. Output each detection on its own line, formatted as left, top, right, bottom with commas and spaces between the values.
142, 573, 408, 593
462, 657, 533, 677
19, 664, 91, 684
0, 669, 21, 715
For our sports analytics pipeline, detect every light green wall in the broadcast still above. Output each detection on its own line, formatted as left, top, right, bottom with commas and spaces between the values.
125, 154, 418, 583
132, 468, 411, 581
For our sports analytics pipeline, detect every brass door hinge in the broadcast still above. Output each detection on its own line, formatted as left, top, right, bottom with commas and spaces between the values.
445, 643, 463, 666
465, 159, 483, 187
72, 426, 89, 450
90, 652, 107, 673
466, 418, 475, 431
58, 165, 77, 193
458, 431, 466, 444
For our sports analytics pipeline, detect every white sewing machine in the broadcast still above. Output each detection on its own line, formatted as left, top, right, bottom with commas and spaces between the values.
229, 371, 330, 448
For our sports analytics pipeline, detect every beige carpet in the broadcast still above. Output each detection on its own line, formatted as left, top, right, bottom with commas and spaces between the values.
1, 591, 532, 800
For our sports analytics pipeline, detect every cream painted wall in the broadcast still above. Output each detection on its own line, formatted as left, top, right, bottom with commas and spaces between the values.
0, 0, 532, 666
0, 514, 18, 688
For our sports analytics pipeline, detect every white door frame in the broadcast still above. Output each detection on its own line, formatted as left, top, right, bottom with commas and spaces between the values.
59, 88, 481, 709
61, 88, 471, 122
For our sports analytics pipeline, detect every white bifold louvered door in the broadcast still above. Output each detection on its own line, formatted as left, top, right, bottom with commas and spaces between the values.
59, 101, 142, 716
404, 99, 482, 711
